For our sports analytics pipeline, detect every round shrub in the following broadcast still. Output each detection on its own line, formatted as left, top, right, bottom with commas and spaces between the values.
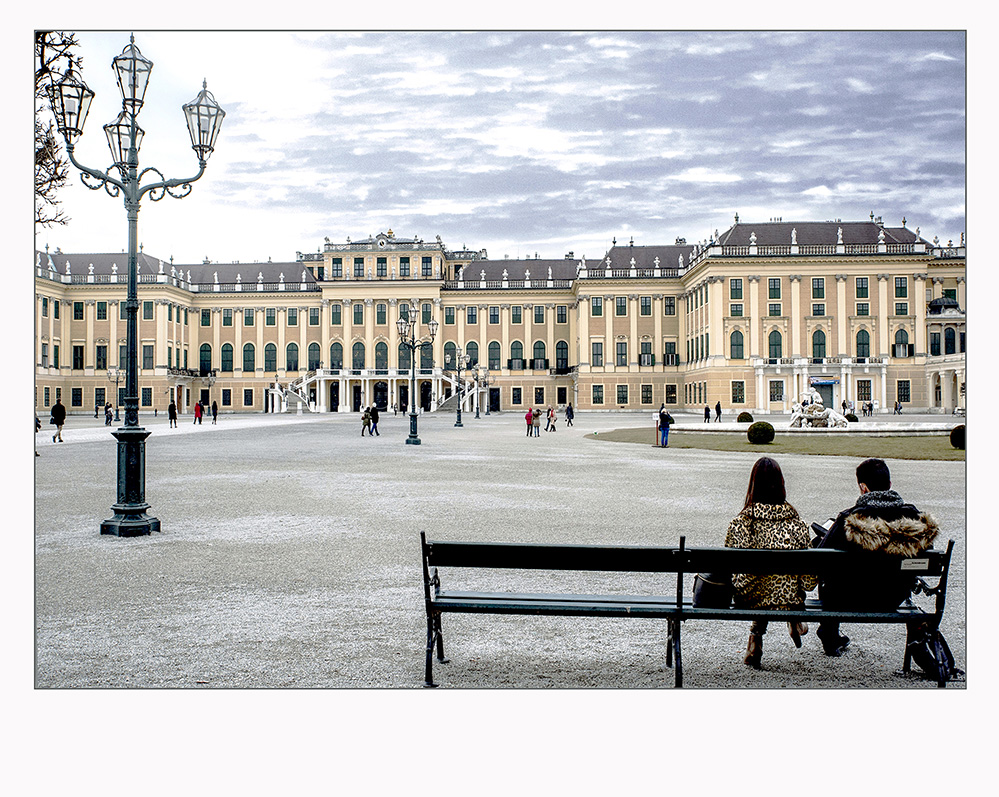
950, 424, 965, 450
737, 411, 754, 423
747, 421, 775, 445
846, 413, 859, 423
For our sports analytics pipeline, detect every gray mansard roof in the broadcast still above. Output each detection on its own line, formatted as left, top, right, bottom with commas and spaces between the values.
715, 219, 931, 247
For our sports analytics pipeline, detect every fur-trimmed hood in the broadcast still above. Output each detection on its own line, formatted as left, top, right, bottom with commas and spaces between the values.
843, 502, 939, 557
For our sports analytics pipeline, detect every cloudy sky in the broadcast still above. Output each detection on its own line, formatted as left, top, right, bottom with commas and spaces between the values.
38, 29, 966, 266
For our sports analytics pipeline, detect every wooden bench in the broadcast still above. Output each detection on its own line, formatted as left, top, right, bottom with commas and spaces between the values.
420, 533, 955, 688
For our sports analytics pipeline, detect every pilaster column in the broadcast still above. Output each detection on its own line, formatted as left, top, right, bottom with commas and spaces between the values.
877, 274, 890, 356
913, 275, 928, 355
835, 275, 848, 356
748, 277, 761, 358
788, 275, 802, 358
577, 295, 590, 369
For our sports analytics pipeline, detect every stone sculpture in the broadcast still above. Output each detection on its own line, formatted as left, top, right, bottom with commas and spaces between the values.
789, 388, 849, 428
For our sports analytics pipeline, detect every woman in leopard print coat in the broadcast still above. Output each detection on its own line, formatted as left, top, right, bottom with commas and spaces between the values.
725, 457, 818, 668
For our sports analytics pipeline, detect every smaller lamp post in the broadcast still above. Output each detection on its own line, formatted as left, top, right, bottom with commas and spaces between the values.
445, 346, 471, 427
107, 365, 123, 421
481, 368, 492, 416
396, 306, 438, 445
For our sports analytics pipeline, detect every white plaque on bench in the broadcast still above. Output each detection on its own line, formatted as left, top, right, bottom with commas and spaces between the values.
900, 558, 929, 571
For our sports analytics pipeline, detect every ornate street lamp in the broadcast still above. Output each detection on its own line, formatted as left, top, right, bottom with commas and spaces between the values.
107, 365, 123, 421
396, 306, 438, 445
445, 346, 471, 428
47, 36, 224, 536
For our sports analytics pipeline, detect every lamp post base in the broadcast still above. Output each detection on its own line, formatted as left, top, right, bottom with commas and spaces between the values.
100, 511, 160, 536
406, 410, 420, 444
405, 437, 422, 445
100, 425, 159, 535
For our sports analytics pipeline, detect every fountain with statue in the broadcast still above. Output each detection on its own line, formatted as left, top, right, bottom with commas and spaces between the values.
789, 388, 849, 428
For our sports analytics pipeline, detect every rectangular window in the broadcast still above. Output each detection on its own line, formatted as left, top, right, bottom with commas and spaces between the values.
143, 301, 154, 320
120, 345, 127, 367
511, 387, 522, 405
665, 384, 677, 404
95, 387, 105, 408
466, 306, 477, 325
167, 346, 172, 368
930, 332, 941, 356
768, 278, 781, 299
895, 277, 908, 298
354, 258, 364, 277
201, 309, 211, 326
730, 279, 743, 300
616, 385, 629, 405
72, 345, 84, 370
616, 341, 627, 367
422, 257, 433, 277
856, 277, 869, 298
640, 296, 651, 316
857, 380, 872, 401
119, 387, 126, 406
97, 301, 107, 320
534, 305, 544, 324
309, 307, 320, 326
591, 341, 603, 367
244, 308, 255, 326
444, 306, 455, 325
53, 344, 59, 369
353, 303, 364, 325
856, 303, 870, 316
895, 303, 908, 316
168, 304, 173, 321
120, 301, 127, 320
330, 304, 341, 325
422, 303, 432, 323
141, 387, 152, 407
592, 384, 604, 405
730, 304, 743, 317
615, 296, 627, 317
812, 278, 825, 299
243, 389, 254, 407
287, 308, 298, 326
640, 341, 653, 366
42, 297, 48, 317
769, 380, 784, 402
222, 389, 232, 406
41, 343, 49, 367
376, 257, 387, 278
54, 300, 60, 319
71, 387, 82, 407
142, 345, 154, 370
330, 258, 343, 278
399, 257, 410, 278
489, 306, 499, 324
184, 309, 188, 325
663, 341, 677, 366
95, 345, 107, 370
223, 308, 233, 326
512, 306, 522, 324
266, 308, 276, 326
641, 384, 653, 404
73, 301, 84, 320
769, 303, 782, 317
732, 381, 745, 403
557, 305, 567, 324
663, 296, 676, 316
591, 296, 603, 317
812, 304, 825, 316
376, 304, 387, 325
897, 380, 910, 403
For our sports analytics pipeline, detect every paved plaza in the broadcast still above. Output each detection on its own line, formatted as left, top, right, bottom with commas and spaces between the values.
33, 408, 966, 688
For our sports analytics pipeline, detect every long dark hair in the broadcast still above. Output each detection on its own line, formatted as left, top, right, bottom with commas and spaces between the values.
743, 456, 790, 510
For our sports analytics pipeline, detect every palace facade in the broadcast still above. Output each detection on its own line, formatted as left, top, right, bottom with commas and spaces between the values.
33, 216, 966, 417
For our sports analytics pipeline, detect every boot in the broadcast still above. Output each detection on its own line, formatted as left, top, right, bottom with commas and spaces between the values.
788, 622, 808, 648
744, 633, 763, 669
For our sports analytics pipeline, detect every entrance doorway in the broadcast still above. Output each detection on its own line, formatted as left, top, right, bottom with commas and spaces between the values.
374, 381, 388, 410
815, 384, 834, 408
489, 387, 500, 412
420, 381, 432, 411
329, 382, 340, 412
352, 385, 363, 412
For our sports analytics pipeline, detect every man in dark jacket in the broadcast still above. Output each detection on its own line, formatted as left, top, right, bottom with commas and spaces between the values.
50, 398, 67, 442
370, 405, 380, 436
816, 458, 938, 655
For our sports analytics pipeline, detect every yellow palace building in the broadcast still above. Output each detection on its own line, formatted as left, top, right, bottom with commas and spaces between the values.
34, 216, 966, 418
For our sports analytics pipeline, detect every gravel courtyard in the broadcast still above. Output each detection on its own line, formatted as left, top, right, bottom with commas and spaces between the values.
33, 409, 966, 689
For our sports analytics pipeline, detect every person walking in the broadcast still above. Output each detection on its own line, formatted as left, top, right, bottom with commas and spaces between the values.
362, 406, 372, 436
168, 400, 178, 428
532, 408, 541, 437
370, 405, 380, 436
104, 402, 113, 426
544, 405, 553, 432
715, 401, 722, 422
50, 398, 66, 442
211, 400, 218, 425
525, 408, 534, 437
724, 456, 817, 669
194, 401, 203, 425
548, 406, 557, 432
704, 404, 711, 423
35, 413, 41, 456
658, 406, 672, 447
565, 402, 574, 427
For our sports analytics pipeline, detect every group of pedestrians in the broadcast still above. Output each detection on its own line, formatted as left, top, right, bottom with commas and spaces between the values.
724, 455, 937, 669
361, 406, 380, 436
704, 401, 722, 422
524, 403, 573, 437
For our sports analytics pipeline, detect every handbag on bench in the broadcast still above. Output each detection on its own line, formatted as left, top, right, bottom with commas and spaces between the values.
692, 572, 734, 608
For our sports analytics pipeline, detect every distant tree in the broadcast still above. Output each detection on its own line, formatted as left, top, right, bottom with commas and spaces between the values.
35, 31, 80, 227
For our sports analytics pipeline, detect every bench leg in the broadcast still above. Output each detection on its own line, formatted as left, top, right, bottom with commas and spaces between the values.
424, 612, 437, 687
434, 612, 449, 664
902, 622, 914, 674
673, 620, 683, 688
665, 620, 674, 668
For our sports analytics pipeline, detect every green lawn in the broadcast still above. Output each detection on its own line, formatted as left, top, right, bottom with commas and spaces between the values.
587, 428, 966, 461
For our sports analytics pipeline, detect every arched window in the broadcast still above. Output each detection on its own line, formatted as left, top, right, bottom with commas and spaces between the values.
730, 330, 744, 360
555, 340, 569, 369
221, 343, 233, 373
443, 341, 457, 370
420, 341, 433, 369
286, 342, 299, 372
533, 341, 546, 363
768, 330, 782, 360
329, 342, 343, 370
352, 341, 365, 370
894, 329, 909, 358
199, 343, 212, 375
812, 329, 826, 360
308, 342, 321, 370
264, 343, 277, 372
944, 327, 956, 355
398, 342, 411, 371
466, 341, 478, 367
511, 341, 524, 365
375, 341, 388, 371
856, 329, 870, 359
242, 343, 255, 372
488, 341, 501, 370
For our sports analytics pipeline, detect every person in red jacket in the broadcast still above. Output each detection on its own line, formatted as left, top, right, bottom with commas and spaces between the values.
194, 401, 203, 425
525, 408, 533, 437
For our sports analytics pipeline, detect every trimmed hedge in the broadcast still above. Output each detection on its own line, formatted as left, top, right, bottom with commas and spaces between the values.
747, 421, 775, 445
737, 411, 754, 423
950, 425, 965, 450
